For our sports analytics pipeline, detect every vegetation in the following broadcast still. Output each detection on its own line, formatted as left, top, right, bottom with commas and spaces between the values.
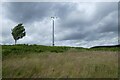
11, 23, 26, 45
2, 44, 119, 58
2, 45, 119, 78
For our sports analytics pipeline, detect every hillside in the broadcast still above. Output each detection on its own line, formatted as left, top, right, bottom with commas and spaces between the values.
2, 44, 119, 55
91, 44, 120, 48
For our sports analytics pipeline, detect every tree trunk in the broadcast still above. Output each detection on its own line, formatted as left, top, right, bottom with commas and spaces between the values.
15, 40, 17, 45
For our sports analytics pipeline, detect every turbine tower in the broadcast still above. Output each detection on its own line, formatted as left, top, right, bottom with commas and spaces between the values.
51, 16, 57, 46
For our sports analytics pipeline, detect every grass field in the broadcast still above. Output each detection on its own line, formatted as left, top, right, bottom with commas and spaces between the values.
2, 44, 119, 78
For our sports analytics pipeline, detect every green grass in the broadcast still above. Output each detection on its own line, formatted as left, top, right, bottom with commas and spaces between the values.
2, 44, 119, 57
2, 44, 119, 78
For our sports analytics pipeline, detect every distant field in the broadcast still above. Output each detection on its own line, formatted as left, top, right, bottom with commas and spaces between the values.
2, 45, 119, 78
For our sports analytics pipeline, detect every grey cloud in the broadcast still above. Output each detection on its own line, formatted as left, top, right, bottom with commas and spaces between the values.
97, 11, 118, 33
3, 2, 54, 23
57, 2, 118, 41
52, 3, 76, 19
93, 2, 118, 22
3, 2, 75, 23
62, 32, 87, 40
59, 2, 118, 28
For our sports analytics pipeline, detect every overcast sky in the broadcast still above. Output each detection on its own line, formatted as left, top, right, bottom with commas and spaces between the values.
1, 2, 119, 48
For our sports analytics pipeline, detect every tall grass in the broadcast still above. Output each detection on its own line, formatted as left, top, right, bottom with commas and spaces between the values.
2, 45, 119, 78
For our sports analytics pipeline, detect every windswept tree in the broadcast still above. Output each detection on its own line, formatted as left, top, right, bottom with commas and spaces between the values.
11, 23, 26, 45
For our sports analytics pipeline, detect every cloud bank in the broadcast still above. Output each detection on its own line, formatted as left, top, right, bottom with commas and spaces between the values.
1, 2, 118, 48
